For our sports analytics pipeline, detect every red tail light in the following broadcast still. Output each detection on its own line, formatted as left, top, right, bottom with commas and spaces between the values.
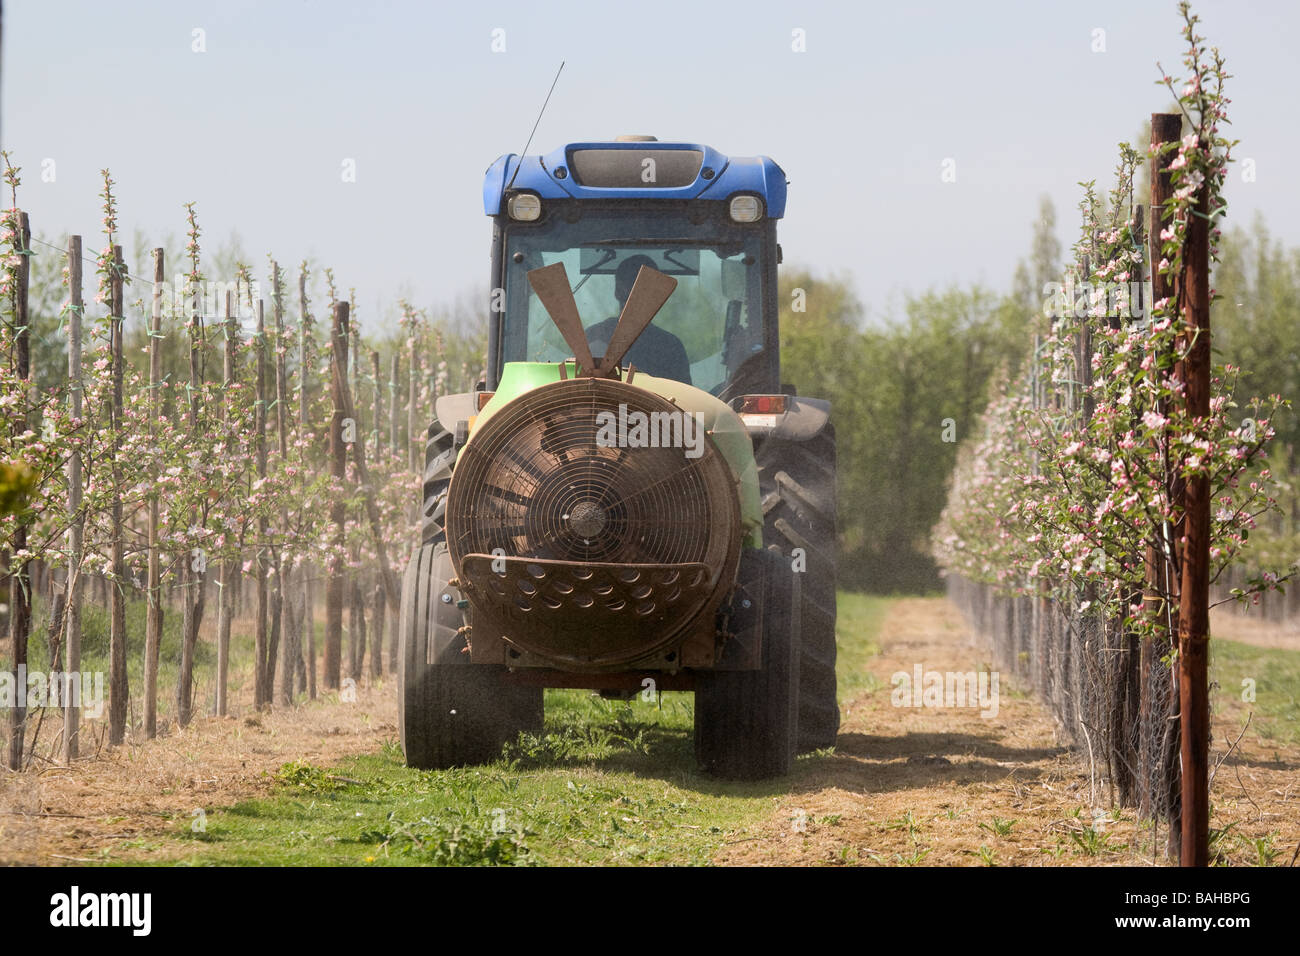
737, 394, 787, 416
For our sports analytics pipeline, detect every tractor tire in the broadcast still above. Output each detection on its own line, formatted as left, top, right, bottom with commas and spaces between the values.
755, 424, 840, 752
694, 550, 800, 780
398, 540, 543, 769
420, 422, 455, 545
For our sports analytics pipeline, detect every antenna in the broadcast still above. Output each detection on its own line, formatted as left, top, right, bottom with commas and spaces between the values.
505, 60, 565, 192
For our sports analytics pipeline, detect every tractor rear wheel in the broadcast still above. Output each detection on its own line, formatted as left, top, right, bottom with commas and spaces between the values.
398, 541, 543, 769
420, 421, 455, 545
756, 425, 840, 752
694, 550, 800, 779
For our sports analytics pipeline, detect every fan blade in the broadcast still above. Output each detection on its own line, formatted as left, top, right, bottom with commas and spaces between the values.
526, 263, 596, 375
598, 266, 678, 376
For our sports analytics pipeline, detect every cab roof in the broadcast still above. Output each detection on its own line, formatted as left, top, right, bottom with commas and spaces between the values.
483, 140, 787, 218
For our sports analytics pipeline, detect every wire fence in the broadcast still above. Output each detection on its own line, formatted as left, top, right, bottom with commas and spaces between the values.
947, 574, 1182, 845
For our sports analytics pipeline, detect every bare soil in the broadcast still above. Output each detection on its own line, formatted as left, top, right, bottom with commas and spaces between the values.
714, 598, 1300, 866
0, 678, 398, 865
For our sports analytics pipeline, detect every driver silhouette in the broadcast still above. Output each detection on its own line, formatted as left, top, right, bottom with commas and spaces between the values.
585, 255, 692, 384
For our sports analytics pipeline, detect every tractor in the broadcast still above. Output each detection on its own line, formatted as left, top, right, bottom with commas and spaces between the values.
398, 136, 838, 779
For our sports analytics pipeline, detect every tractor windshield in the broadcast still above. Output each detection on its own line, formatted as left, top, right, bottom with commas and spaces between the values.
500, 205, 768, 395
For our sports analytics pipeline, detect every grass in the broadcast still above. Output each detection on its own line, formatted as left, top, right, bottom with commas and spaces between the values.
881, 810, 922, 838
1069, 825, 1126, 857
145, 695, 779, 866
835, 593, 890, 702
978, 816, 1016, 837
1208, 636, 1300, 745
1205, 821, 1285, 867
88, 589, 893, 866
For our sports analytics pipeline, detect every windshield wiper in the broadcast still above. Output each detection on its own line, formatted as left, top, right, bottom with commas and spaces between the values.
570, 248, 617, 295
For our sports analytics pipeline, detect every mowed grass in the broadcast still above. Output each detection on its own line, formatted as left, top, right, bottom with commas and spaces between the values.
1209, 636, 1300, 746
115, 591, 892, 866
835, 593, 889, 700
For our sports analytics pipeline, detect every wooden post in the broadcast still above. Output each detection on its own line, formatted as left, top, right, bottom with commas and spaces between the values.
63, 236, 85, 761
1144, 112, 1184, 853
1177, 174, 1213, 869
325, 301, 349, 689
6, 211, 32, 769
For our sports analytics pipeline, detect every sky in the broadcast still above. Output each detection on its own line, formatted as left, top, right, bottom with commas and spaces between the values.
3, 0, 1297, 331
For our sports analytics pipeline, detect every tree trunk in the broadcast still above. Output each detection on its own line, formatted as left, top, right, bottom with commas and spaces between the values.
349, 582, 365, 681
305, 577, 316, 699
108, 245, 128, 744
176, 261, 209, 729
62, 235, 85, 761
144, 249, 165, 738
279, 563, 297, 705
325, 301, 349, 689
371, 580, 385, 679
268, 263, 298, 705
299, 268, 316, 699
6, 211, 32, 770
388, 353, 401, 674
254, 298, 271, 708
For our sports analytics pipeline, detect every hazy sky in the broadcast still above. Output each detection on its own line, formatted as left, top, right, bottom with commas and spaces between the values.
4, 0, 1296, 330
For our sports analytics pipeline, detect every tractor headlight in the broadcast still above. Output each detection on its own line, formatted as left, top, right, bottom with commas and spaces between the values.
508, 193, 542, 221
728, 195, 763, 223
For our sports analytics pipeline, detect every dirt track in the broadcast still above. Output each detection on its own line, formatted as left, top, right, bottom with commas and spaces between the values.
3, 598, 1296, 866
715, 599, 1300, 866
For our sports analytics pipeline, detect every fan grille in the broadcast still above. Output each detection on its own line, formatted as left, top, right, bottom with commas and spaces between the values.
448, 378, 733, 566
446, 377, 741, 667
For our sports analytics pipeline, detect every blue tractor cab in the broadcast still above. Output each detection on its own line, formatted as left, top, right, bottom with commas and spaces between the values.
482, 137, 788, 401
